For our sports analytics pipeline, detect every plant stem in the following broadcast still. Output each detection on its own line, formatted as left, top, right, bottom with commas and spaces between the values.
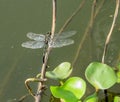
58, 0, 85, 34
101, 0, 119, 102
102, 0, 119, 63
72, 0, 101, 66
35, 0, 57, 102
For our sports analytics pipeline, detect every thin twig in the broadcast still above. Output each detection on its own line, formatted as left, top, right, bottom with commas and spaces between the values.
51, 0, 56, 39
72, 0, 100, 66
18, 94, 29, 102
35, 0, 57, 102
58, 0, 85, 34
101, 0, 119, 102
102, 0, 120, 63
48, 0, 85, 46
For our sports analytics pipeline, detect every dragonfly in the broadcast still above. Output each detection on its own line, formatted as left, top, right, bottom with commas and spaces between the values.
21, 31, 76, 49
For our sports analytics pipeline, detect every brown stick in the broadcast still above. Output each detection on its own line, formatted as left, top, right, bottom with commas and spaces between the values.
101, 0, 119, 102
102, 0, 120, 63
72, 0, 101, 66
58, 0, 85, 34
35, 0, 57, 102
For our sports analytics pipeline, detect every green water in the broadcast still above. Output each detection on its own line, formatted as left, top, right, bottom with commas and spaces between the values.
0, 0, 120, 102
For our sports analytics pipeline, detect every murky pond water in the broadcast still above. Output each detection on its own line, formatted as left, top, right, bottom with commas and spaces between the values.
0, 0, 120, 102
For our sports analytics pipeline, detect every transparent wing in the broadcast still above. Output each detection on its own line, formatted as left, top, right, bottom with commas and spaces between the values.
54, 31, 76, 39
27, 32, 45, 41
50, 39, 74, 48
21, 41, 44, 49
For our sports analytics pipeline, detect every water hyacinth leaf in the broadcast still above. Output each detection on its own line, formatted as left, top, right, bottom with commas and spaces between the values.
50, 77, 86, 101
85, 62, 117, 89
114, 96, 120, 102
83, 92, 98, 102
46, 62, 72, 80
116, 72, 120, 83
62, 77, 86, 99
50, 86, 79, 102
117, 63, 120, 71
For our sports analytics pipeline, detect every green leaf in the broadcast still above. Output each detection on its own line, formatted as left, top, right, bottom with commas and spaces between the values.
83, 92, 98, 102
116, 72, 120, 83
50, 86, 78, 102
114, 96, 120, 102
50, 77, 86, 102
62, 77, 86, 99
46, 62, 72, 80
85, 62, 117, 90
117, 63, 120, 71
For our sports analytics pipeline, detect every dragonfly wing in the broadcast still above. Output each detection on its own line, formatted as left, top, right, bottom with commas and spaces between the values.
27, 32, 45, 41
50, 39, 74, 48
55, 31, 76, 39
21, 41, 44, 49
